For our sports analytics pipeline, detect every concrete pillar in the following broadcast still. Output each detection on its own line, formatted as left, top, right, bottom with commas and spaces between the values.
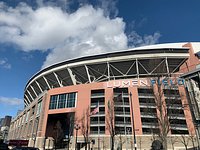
45, 137, 54, 150
28, 138, 33, 147
35, 137, 45, 150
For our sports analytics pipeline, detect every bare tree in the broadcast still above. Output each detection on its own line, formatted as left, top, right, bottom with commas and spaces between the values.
153, 81, 170, 150
106, 100, 115, 150
66, 113, 75, 150
138, 136, 143, 150
178, 135, 190, 150
115, 129, 126, 150
189, 134, 197, 149
80, 106, 90, 150
152, 77, 186, 150
169, 136, 178, 150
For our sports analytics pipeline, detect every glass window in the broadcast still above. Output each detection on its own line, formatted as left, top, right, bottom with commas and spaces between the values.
67, 93, 76, 108
31, 106, 35, 116
26, 111, 30, 122
49, 93, 76, 109
49, 95, 58, 109
37, 101, 42, 115
58, 94, 66, 108
28, 121, 33, 134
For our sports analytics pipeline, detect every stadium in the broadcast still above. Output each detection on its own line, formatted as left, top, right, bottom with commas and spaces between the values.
8, 42, 200, 149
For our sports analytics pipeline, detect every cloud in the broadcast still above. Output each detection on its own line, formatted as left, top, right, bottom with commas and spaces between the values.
0, 58, 11, 69
128, 31, 161, 48
96, 0, 119, 18
0, 2, 161, 69
0, 96, 23, 106
0, 3, 127, 68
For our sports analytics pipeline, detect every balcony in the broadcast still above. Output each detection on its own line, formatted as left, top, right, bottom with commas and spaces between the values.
90, 121, 105, 126
114, 93, 129, 97
140, 112, 157, 118
139, 103, 156, 108
90, 130, 105, 135
164, 94, 181, 99
115, 121, 131, 127
170, 124, 188, 130
169, 114, 186, 120
166, 104, 183, 109
115, 111, 130, 116
90, 111, 105, 117
142, 122, 159, 128
91, 93, 104, 98
138, 93, 154, 98
114, 102, 130, 107
91, 102, 105, 107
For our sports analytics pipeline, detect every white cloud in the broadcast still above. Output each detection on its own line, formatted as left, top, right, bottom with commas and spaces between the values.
0, 96, 23, 106
0, 2, 161, 69
128, 31, 161, 48
0, 59, 11, 69
97, 0, 119, 17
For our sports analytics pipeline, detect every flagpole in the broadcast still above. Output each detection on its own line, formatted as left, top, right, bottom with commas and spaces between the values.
121, 92, 128, 150
97, 101, 100, 150
129, 92, 137, 150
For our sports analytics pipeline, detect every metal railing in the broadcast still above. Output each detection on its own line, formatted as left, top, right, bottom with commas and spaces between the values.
115, 121, 131, 125
142, 122, 159, 128
169, 114, 185, 119
90, 130, 105, 134
91, 102, 105, 107
170, 124, 188, 129
91, 93, 105, 97
140, 112, 157, 118
114, 102, 130, 106
115, 111, 130, 115
90, 121, 105, 125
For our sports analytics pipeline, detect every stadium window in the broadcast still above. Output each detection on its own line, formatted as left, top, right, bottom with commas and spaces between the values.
49, 92, 77, 109
28, 120, 33, 134
195, 52, 200, 59
36, 100, 42, 116
67, 93, 76, 108
22, 114, 26, 123
26, 111, 30, 122
31, 106, 35, 116
49, 95, 58, 109
58, 94, 66, 108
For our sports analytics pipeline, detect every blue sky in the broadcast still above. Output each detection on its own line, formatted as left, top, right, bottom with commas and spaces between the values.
0, 0, 200, 118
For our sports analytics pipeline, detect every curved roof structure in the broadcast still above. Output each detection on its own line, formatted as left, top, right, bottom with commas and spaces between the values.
24, 43, 190, 107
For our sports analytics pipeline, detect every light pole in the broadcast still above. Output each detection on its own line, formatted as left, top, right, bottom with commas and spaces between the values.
129, 92, 137, 150
74, 124, 80, 150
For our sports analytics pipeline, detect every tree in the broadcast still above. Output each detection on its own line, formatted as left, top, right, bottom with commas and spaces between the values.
151, 77, 187, 150
153, 82, 169, 150
115, 129, 126, 150
189, 134, 197, 149
80, 106, 90, 150
138, 136, 143, 150
169, 136, 178, 150
178, 134, 190, 150
106, 100, 115, 150
66, 113, 75, 150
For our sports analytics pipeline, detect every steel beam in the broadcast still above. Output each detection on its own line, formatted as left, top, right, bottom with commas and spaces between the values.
67, 68, 77, 85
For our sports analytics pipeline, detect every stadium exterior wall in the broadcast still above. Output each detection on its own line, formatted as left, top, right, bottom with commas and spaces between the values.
8, 42, 200, 150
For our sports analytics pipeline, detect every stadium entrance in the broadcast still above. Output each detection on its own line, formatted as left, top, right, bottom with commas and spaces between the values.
45, 113, 75, 149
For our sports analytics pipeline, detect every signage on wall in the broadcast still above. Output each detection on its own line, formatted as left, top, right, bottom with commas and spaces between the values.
105, 78, 185, 88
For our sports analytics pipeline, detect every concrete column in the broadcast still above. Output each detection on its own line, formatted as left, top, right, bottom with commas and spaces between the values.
45, 137, 54, 150
28, 138, 34, 147
35, 137, 45, 150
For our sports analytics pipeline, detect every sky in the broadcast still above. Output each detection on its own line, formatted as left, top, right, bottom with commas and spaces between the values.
0, 0, 200, 118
